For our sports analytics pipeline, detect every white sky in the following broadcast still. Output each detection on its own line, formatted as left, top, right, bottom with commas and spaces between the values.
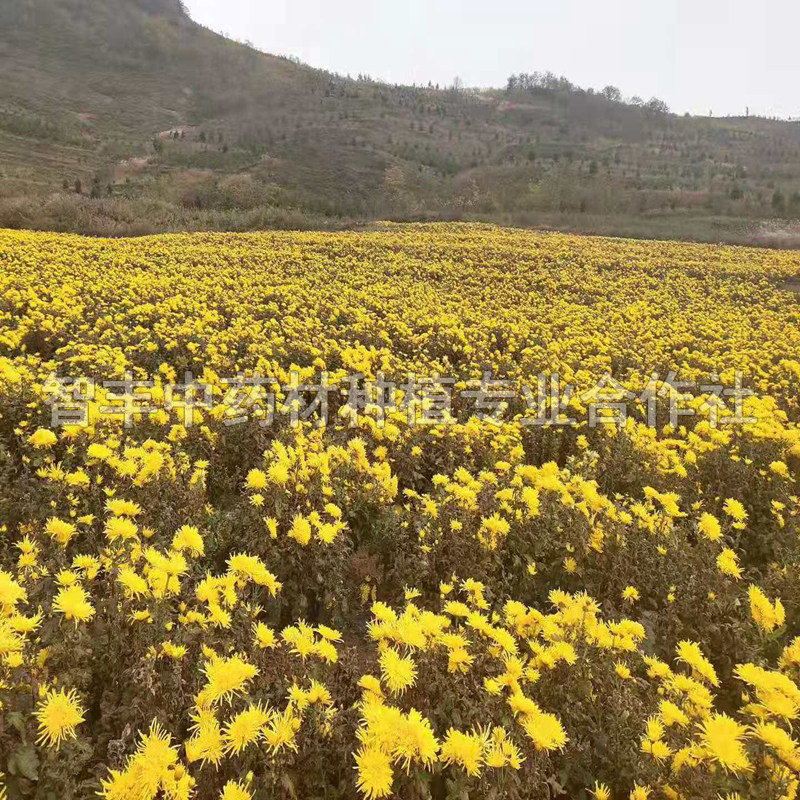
183, 0, 800, 119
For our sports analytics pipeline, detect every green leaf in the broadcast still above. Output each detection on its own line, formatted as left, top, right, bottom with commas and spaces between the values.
6, 711, 26, 733
10, 745, 40, 782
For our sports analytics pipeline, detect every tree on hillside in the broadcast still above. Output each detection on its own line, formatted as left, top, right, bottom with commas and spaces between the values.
647, 98, 670, 114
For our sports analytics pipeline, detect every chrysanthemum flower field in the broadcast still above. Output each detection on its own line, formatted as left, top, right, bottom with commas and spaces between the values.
0, 224, 799, 800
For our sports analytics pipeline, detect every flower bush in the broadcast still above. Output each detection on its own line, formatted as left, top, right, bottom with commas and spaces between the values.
0, 223, 798, 799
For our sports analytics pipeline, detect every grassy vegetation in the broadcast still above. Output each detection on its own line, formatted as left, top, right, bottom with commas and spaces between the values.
2, 0, 800, 242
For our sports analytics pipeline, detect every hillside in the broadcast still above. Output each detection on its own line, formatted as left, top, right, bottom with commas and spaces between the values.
2, 0, 800, 242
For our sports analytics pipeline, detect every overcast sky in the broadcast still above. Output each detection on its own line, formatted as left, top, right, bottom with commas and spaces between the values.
183, 0, 799, 119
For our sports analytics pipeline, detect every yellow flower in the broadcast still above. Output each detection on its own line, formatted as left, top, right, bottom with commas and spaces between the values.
478, 513, 510, 549
252, 622, 277, 649
35, 688, 85, 748
391, 708, 441, 771
56, 569, 79, 586
723, 498, 748, 527
99, 721, 187, 797
317, 624, 342, 642
520, 709, 568, 751
29, 428, 57, 448
379, 648, 417, 695
220, 781, 253, 800
615, 662, 632, 680
105, 498, 142, 517
226, 553, 281, 594
0, 570, 28, 612
245, 468, 268, 491
659, 699, 689, 728
186, 708, 225, 767
73, 554, 101, 579
448, 647, 474, 674
748, 585, 785, 632
358, 674, 383, 696
268, 462, 289, 486
199, 654, 258, 707
622, 586, 640, 603
87, 443, 113, 460
161, 642, 187, 660
53, 584, 95, 624
45, 517, 78, 547
697, 713, 751, 774
591, 782, 611, 800
118, 566, 149, 599
676, 640, 718, 686
263, 707, 300, 754
440, 728, 486, 776
313, 638, 339, 664
223, 704, 271, 755
698, 512, 722, 542
264, 516, 278, 539
172, 525, 205, 557
717, 548, 743, 579
354, 745, 393, 799
104, 516, 138, 542
769, 460, 789, 477
288, 515, 312, 546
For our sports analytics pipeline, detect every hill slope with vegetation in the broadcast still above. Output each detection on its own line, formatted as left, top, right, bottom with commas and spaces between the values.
2, 0, 800, 242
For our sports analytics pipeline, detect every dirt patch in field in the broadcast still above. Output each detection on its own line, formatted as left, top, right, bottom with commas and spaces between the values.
783, 278, 800, 294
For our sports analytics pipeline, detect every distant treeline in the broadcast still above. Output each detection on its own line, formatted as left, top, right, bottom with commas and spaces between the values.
506, 71, 670, 114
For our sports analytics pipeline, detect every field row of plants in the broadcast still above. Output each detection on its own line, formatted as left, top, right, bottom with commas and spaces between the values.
0, 223, 799, 799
